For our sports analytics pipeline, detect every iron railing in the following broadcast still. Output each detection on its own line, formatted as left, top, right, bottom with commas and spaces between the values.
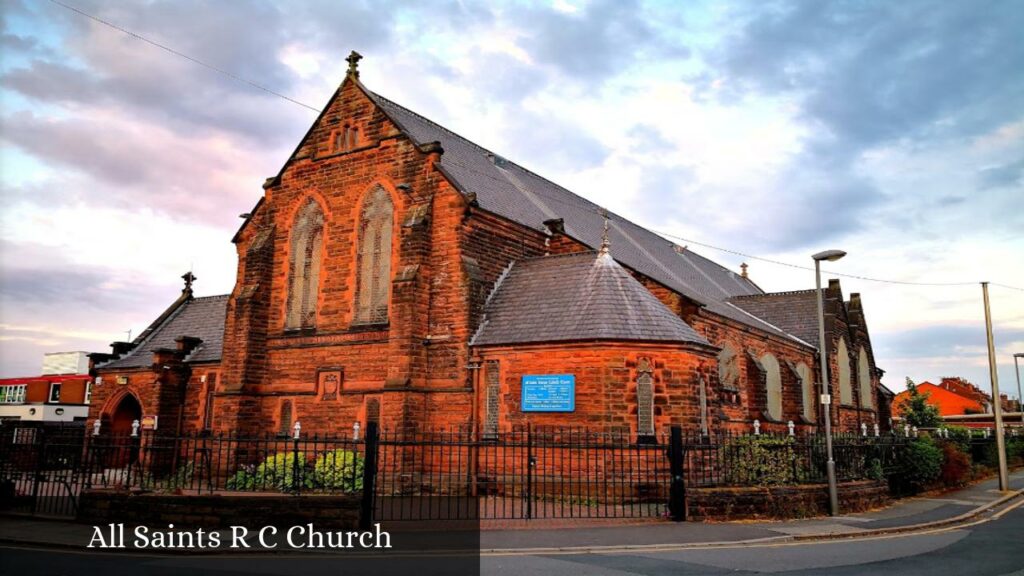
7, 422, 1003, 522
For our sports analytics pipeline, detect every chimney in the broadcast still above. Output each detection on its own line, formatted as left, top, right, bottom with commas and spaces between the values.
175, 336, 203, 356
740, 263, 749, 279
110, 341, 136, 357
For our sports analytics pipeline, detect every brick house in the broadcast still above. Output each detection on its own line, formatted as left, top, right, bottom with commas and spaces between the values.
87, 55, 888, 439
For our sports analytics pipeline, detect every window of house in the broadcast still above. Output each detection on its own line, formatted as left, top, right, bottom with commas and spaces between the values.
759, 353, 783, 421
278, 400, 293, 437
354, 186, 394, 324
84, 381, 92, 405
858, 347, 873, 409
48, 383, 62, 403
333, 125, 360, 153
203, 373, 218, 431
0, 385, 26, 404
796, 362, 814, 421
636, 358, 655, 440
837, 337, 852, 405
285, 199, 325, 330
483, 361, 500, 439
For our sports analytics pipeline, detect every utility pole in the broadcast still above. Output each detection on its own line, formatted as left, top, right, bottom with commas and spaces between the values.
981, 282, 1009, 491
1014, 353, 1023, 423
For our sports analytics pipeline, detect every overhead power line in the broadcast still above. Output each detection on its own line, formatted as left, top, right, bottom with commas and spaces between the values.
48, 0, 322, 113
48, 1, 1024, 293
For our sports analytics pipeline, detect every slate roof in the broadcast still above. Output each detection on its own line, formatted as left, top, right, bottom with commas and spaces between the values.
99, 295, 229, 370
726, 290, 819, 348
470, 251, 711, 347
362, 88, 807, 345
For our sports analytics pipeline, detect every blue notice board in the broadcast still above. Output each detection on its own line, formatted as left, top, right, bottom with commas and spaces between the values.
521, 374, 575, 412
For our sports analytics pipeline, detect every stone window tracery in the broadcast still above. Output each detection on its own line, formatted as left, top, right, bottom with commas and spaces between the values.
354, 186, 393, 324
285, 199, 324, 330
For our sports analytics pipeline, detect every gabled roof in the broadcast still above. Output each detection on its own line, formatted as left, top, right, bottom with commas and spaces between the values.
727, 289, 820, 348
470, 251, 711, 347
99, 295, 229, 370
892, 382, 986, 417
359, 88, 809, 345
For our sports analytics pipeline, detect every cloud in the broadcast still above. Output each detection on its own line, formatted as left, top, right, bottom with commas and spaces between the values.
709, 1, 1024, 148
978, 158, 1024, 190
521, 0, 689, 81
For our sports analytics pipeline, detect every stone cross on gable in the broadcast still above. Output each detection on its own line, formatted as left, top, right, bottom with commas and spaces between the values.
346, 50, 363, 78
182, 271, 197, 295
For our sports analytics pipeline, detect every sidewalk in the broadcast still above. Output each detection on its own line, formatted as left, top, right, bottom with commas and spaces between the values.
478, 469, 1024, 551
0, 470, 1020, 553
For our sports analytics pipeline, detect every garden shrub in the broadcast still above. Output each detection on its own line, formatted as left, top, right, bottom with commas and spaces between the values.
866, 458, 885, 482
227, 452, 310, 491
312, 449, 364, 492
897, 437, 942, 490
938, 442, 971, 487
723, 435, 805, 486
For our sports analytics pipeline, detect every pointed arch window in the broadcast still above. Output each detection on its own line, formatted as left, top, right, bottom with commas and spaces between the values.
837, 337, 853, 405
759, 353, 783, 421
354, 186, 393, 324
858, 346, 873, 409
286, 199, 325, 330
796, 362, 814, 422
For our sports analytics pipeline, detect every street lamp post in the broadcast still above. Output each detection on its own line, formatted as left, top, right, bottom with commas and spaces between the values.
814, 249, 846, 516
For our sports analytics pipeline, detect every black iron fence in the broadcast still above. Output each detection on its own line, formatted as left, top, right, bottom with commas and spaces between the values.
3, 421, 980, 522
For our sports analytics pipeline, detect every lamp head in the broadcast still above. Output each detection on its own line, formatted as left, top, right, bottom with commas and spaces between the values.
812, 249, 847, 262
1015, 353, 1024, 358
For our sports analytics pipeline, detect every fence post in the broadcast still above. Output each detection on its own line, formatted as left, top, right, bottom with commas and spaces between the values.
30, 428, 46, 515
668, 426, 686, 522
359, 421, 379, 530
526, 426, 535, 520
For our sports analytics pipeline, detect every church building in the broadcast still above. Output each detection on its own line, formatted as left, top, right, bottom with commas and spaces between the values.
87, 54, 888, 439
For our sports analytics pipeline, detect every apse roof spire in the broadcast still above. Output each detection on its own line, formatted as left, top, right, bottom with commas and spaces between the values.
599, 209, 611, 256
346, 50, 363, 79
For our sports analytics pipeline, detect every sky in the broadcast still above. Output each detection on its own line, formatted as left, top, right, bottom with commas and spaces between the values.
0, 0, 1022, 397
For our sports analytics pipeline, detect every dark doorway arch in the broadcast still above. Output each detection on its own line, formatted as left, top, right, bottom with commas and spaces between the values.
109, 393, 142, 436
107, 393, 142, 466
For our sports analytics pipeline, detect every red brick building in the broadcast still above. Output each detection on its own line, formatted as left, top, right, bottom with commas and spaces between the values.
88, 55, 888, 439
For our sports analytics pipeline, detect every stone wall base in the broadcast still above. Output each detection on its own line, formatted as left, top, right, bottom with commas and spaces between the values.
78, 490, 360, 529
686, 480, 890, 521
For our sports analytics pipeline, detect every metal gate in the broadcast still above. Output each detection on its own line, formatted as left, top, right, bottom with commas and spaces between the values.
371, 425, 678, 522
0, 424, 88, 518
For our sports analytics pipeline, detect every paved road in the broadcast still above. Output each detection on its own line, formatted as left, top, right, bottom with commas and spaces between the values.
2, 502, 1022, 575
483, 503, 1024, 575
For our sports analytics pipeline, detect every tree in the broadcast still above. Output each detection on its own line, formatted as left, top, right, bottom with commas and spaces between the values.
899, 378, 942, 428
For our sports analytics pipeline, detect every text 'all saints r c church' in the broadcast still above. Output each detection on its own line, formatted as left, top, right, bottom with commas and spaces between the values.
86, 53, 892, 440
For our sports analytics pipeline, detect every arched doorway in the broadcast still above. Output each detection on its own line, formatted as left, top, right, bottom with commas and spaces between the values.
109, 393, 142, 436
106, 393, 142, 467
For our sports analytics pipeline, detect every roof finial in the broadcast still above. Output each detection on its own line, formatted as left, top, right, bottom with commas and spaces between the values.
182, 271, 197, 296
740, 262, 748, 279
346, 50, 363, 79
599, 208, 611, 255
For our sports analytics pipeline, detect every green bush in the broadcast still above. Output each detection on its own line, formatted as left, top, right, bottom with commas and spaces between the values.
1006, 438, 1024, 466
312, 449, 364, 492
942, 426, 972, 453
724, 435, 806, 486
227, 452, 310, 491
898, 437, 943, 489
866, 458, 885, 481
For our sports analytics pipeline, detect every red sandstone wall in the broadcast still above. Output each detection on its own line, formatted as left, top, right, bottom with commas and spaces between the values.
474, 342, 718, 436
